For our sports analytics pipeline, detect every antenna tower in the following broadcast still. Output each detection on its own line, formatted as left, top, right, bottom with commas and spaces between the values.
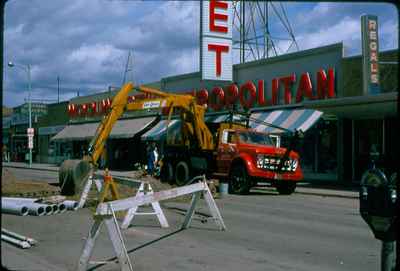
233, 1, 299, 63
122, 50, 134, 86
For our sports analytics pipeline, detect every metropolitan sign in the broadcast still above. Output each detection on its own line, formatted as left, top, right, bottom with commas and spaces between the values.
200, 0, 233, 81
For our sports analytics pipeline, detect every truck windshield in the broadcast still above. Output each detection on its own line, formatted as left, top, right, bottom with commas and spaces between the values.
238, 131, 274, 146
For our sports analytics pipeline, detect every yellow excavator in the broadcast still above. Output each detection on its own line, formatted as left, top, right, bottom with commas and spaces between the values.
58, 82, 215, 195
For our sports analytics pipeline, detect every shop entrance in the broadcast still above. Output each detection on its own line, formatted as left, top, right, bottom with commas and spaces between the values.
108, 135, 143, 171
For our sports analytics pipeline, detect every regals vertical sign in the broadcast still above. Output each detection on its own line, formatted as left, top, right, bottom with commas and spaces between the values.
361, 15, 380, 95
200, 0, 233, 81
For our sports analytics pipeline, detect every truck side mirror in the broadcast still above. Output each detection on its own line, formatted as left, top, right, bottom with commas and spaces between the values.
359, 168, 397, 241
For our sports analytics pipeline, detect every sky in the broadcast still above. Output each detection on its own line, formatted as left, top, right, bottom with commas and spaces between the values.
3, 1, 398, 107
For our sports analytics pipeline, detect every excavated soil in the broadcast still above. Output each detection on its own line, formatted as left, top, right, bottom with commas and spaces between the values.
1, 168, 60, 197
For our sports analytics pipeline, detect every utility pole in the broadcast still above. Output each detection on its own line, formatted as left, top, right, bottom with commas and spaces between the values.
1, 0, 7, 142
57, 76, 60, 103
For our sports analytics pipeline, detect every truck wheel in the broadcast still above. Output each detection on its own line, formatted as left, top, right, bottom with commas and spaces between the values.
229, 165, 250, 195
160, 162, 174, 183
276, 182, 296, 195
175, 161, 190, 186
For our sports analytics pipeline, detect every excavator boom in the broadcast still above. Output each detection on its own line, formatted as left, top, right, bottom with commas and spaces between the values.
88, 82, 134, 166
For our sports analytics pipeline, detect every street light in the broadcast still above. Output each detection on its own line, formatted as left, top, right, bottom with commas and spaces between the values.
8, 61, 32, 168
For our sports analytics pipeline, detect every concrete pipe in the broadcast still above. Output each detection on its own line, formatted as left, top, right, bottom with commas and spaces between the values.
51, 204, 59, 214
1, 234, 31, 249
63, 200, 79, 211
2, 197, 40, 203
1, 200, 29, 216
57, 203, 67, 214
26, 203, 51, 216
59, 159, 91, 196
1, 228, 37, 246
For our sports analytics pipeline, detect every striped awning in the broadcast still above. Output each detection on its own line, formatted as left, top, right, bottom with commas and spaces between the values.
141, 119, 181, 141
205, 114, 247, 123
250, 109, 323, 134
51, 117, 156, 141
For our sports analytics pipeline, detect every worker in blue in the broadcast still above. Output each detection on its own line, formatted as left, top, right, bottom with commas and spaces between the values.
146, 142, 156, 176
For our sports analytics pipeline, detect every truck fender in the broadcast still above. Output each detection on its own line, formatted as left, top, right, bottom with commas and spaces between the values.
229, 152, 255, 176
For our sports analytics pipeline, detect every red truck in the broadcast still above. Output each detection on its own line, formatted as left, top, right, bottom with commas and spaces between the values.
161, 119, 303, 195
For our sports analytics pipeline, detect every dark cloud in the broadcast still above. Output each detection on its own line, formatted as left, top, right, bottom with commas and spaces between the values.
3, 1, 397, 107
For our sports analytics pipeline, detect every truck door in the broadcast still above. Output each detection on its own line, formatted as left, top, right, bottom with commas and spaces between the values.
217, 130, 237, 174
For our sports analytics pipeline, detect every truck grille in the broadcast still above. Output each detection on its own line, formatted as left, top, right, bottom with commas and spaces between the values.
256, 155, 298, 172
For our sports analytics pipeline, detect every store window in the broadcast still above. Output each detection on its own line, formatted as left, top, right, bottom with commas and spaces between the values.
354, 119, 383, 180
295, 118, 338, 175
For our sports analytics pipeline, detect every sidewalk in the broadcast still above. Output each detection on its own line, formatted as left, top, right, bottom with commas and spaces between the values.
2, 162, 359, 199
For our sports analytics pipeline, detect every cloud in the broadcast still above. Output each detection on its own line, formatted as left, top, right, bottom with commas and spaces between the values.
380, 19, 398, 50
297, 16, 361, 54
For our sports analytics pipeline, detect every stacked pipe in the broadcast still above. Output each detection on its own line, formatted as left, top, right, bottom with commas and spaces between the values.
1, 197, 79, 216
1, 228, 37, 249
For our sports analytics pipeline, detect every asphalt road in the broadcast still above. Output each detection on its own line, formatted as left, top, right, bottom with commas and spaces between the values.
2, 185, 380, 271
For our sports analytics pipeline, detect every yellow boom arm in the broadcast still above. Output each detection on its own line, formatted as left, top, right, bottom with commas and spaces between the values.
86, 82, 134, 166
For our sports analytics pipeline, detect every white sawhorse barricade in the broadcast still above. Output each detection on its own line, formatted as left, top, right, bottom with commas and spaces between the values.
77, 175, 169, 229
77, 180, 226, 271
121, 182, 169, 229
78, 175, 169, 229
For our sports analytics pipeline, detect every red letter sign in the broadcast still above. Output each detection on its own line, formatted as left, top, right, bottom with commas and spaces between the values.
208, 44, 229, 77
257, 80, 267, 106
225, 84, 239, 105
196, 89, 209, 106
201, 1, 232, 81
279, 74, 296, 104
209, 0, 228, 33
317, 68, 335, 99
239, 81, 257, 109
209, 87, 225, 111
296, 73, 314, 102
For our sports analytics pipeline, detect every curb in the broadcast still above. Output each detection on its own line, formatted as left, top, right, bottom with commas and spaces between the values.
295, 190, 358, 199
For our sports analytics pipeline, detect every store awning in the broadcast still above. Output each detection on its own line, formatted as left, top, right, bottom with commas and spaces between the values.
51, 117, 156, 141
250, 109, 323, 134
205, 114, 247, 123
141, 119, 181, 141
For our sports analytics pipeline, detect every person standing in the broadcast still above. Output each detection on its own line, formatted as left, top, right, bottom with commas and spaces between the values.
146, 142, 155, 176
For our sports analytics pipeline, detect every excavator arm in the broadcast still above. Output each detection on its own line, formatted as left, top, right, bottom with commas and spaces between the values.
86, 82, 134, 166
59, 82, 134, 195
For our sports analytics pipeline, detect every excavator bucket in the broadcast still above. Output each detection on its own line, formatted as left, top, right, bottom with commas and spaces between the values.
59, 159, 91, 195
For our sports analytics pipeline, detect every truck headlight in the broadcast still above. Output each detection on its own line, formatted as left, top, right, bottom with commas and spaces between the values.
256, 155, 264, 168
290, 159, 298, 171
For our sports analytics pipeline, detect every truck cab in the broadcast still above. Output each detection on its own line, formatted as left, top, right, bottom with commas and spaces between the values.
215, 125, 303, 195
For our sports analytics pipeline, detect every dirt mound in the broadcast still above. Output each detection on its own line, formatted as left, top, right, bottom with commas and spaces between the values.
2, 168, 60, 197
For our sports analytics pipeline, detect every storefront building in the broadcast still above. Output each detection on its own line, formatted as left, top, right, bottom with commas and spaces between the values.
6, 102, 48, 162
36, 101, 69, 164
